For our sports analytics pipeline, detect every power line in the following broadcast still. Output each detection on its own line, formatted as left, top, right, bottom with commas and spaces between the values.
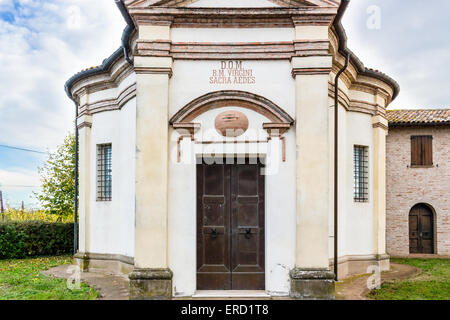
0, 144, 48, 155
0, 185, 40, 188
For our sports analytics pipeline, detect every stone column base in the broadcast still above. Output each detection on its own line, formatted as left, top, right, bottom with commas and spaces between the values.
129, 268, 173, 300
74, 252, 89, 271
290, 268, 335, 300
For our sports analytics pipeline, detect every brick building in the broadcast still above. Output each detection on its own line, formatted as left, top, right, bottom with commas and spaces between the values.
386, 109, 450, 256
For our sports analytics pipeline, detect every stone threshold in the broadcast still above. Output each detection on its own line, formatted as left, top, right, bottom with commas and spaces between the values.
191, 290, 271, 298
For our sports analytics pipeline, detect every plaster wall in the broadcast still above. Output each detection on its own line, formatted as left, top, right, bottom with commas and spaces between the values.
169, 60, 295, 119
168, 104, 296, 296
327, 103, 375, 259
88, 99, 136, 258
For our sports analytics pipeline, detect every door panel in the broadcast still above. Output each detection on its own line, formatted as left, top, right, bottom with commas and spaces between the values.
231, 163, 265, 290
197, 159, 265, 290
197, 163, 231, 290
409, 204, 434, 254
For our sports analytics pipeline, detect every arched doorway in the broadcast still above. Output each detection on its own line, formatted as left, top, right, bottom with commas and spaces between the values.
409, 204, 435, 254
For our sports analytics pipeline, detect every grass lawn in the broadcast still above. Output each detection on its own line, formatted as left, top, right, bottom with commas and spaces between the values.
0, 256, 98, 300
369, 258, 450, 300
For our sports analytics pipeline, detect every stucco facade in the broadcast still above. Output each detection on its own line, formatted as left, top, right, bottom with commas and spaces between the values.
386, 114, 450, 257
66, 0, 398, 299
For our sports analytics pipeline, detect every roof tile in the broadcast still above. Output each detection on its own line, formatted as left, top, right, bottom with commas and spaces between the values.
387, 109, 450, 126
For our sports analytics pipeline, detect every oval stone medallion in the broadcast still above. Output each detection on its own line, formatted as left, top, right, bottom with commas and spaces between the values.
215, 110, 249, 137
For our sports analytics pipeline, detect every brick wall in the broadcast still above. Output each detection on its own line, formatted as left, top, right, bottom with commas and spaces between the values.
386, 126, 450, 256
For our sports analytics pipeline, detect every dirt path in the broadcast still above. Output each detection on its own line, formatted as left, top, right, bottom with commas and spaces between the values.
42, 265, 129, 300
336, 263, 420, 300
43, 262, 419, 300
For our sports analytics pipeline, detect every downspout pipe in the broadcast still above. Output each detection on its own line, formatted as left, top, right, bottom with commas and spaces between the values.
333, 0, 350, 282
334, 53, 349, 281
65, 86, 79, 255
115, 0, 135, 66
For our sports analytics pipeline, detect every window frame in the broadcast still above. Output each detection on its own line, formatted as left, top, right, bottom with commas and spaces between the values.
353, 145, 369, 203
96, 143, 112, 202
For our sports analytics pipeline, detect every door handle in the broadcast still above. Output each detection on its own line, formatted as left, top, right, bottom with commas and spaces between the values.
245, 228, 252, 239
211, 228, 218, 239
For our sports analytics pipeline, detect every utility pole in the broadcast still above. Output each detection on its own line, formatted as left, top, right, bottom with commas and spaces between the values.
21, 201, 24, 213
0, 190, 4, 222
0, 190, 4, 213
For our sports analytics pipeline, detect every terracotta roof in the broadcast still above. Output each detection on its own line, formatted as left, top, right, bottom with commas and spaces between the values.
387, 109, 450, 127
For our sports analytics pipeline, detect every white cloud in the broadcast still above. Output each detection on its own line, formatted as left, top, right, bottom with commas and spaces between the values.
0, 0, 125, 150
343, 0, 450, 109
0, 168, 39, 187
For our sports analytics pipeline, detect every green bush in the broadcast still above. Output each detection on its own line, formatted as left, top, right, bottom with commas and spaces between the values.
0, 221, 74, 259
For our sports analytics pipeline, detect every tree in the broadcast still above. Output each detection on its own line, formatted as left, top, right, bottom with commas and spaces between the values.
35, 133, 75, 220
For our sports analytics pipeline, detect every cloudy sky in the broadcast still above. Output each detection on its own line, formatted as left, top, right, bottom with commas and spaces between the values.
0, 0, 449, 208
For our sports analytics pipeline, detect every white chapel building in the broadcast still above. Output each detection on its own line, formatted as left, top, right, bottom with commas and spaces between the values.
65, 0, 399, 300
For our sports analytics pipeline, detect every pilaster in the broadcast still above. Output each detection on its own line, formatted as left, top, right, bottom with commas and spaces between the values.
291, 28, 335, 297
75, 113, 92, 271
372, 115, 389, 259
131, 24, 173, 300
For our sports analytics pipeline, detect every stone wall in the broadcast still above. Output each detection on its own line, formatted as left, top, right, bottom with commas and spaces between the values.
386, 126, 450, 256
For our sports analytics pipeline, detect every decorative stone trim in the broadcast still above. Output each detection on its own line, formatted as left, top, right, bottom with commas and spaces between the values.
372, 121, 389, 131
74, 252, 134, 274
127, 7, 339, 29
76, 114, 93, 130
292, 66, 332, 77
71, 59, 133, 101
263, 123, 291, 136
173, 123, 201, 162
79, 83, 137, 117
129, 268, 173, 300
328, 254, 390, 280
170, 90, 294, 125
173, 122, 201, 137
134, 66, 173, 77
290, 268, 335, 300
77, 120, 92, 130
291, 14, 336, 26
372, 115, 389, 131
134, 40, 331, 60
171, 91, 293, 163
293, 40, 330, 57
147, 0, 338, 7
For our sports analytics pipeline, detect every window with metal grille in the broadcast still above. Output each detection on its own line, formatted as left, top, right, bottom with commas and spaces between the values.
354, 146, 369, 202
411, 136, 433, 166
97, 144, 112, 201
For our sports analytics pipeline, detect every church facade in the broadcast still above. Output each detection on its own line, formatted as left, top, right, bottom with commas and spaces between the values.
65, 0, 399, 300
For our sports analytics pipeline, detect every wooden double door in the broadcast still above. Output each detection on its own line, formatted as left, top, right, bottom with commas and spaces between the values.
197, 159, 265, 290
409, 204, 434, 254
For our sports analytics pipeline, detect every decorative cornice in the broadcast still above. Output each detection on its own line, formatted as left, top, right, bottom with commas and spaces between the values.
134, 66, 173, 77
292, 66, 332, 77
78, 83, 136, 117
170, 90, 294, 125
173, 122, 201, 137
372, 122, 389, 131
77, 114, 93, 130
143, 0, 340, 7
135, 40, 331, 60
263, 123, 291, 136
127, 6, 339, 29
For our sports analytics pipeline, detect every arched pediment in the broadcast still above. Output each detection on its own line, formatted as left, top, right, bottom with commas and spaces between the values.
128, 0, 337, 8
170, 90, 294, 125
